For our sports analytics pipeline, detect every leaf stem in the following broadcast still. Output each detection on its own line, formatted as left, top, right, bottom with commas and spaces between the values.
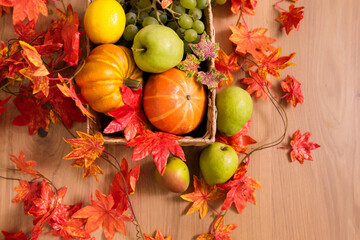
104, 151, 145, 240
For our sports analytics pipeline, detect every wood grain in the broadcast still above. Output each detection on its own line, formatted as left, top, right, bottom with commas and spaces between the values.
0, 0, 359, 239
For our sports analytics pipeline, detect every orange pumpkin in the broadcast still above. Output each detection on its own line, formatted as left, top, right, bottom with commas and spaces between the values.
75, 44, 143, 113
143, 68, 207, 135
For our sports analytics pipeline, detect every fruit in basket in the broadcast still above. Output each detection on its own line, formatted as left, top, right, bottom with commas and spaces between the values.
154, 157, 190, 193
216, 86, 253, 136
143, 68, 207, 135
199, 142, 238, 186
84, 0, 126, 44
75, 44, 143, 113
132, 25, 184, 73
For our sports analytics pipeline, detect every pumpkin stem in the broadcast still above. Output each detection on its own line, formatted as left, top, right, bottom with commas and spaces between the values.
124, 78, 142, 89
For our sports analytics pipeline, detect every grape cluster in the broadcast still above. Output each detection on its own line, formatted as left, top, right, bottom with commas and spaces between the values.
118, 0, 209, 53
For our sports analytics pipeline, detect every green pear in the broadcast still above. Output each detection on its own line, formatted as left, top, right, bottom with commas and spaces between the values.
199, 142, 238, 186
154, 157, 190, 193
216, 86, 253, 136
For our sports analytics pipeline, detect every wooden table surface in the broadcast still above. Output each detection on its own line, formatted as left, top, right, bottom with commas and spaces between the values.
0, 0, 359, 239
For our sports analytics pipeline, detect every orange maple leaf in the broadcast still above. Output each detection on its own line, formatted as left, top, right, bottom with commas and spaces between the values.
18, 41, 50, 97
196, 216, 238, 240
276, 4, 304, 35
240, 70, 272, 100
280, 75, 304, 107
63, 131, 105, 167
215, 48, 241, 88
160, 0, 172, 8
218, 164, 261, 214
72, 190, 131, 240
289, 129, 320, 164
0, 0, 48, 25
181, 176, 224, 219
57, 74, 95, 121
9, 150, 39, 178
215, 121, 257, 154
231, 0, 257, 15
229, 24, 276, 60
253, 48, 296, 79
71, 158, 103, 182
1, 230, 27, 240
144, 229, 172, 240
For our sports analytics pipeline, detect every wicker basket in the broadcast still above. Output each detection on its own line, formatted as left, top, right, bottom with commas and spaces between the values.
85, 0, 217, 146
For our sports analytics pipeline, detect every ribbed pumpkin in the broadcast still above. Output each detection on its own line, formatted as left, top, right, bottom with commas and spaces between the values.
143, 68, 207, 135
75, 44, 143, 113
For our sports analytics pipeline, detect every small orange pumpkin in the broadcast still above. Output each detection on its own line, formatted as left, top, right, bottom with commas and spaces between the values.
75, 44, 143, 113
143, 68, 207, 135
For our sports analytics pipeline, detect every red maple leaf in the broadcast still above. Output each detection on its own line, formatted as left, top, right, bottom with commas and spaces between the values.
288, 129, 320, 164
1, 230, 27, 240
215, 48, 241, 87
64, 131, 105, 167
240, 70, 272, 100
215, 121, 257, 154
231, 0, 257, 15
126, 129, 185, 175
160, 0, 172, 8
0, 96, 11, 115
144, 229, 172, 240
229, 24, 276, 60
51, 218, 90, 240
196, 216, 238, 240
71, 158, 103, 182
57, 74, 95, 121
276, 4, 304, 35
14, 20, 44, 45
12, 180, 41, 213
110, 158, 140, 211
253, 48, 296, 79
0, 0, 48, 25
9, 150, 39, 177
11, 86, 50, 135
36, 78, 86, 128
181, 176, 224, 219
280, 75, 304, 107
60, 4, 80, 66
218, 163, 261, 214
104, 86, 147, 141
72, 190, 131, 240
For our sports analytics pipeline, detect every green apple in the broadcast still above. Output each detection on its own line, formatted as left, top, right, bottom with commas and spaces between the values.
154, 157, 190, 193
200, 142, 238, 186
216, 86, 253, 136
132, 25, 184, 73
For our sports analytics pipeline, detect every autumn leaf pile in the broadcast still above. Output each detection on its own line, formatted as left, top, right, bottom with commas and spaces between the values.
0, 0, 320, 239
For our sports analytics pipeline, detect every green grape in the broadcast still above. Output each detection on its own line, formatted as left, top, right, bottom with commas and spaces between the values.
159, 14, 168, 24
215, 0, 227, 5
138, 11, 149, 23
184, 29, 197, 42
180, 0, 197, 9
142, 16, 160, 27
172, 3, 186, 14
167, 21, 178, 31
126, 12, 137, 25
183, 40, 193, 54
192, 19, 205, 34
137, 0, 152, 10
178, 14, 193, 29
150, 10, 157, 18
176, 27, 185, 39
193, 34, 201, 43
130, 0, 137, 8
116, 0, 125, 6
189, 8, 202, 20
123, 24, 139, 41
196, 0, 208, 9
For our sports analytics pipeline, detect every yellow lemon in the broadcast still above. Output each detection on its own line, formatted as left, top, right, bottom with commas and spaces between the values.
84, 0, 126, 44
